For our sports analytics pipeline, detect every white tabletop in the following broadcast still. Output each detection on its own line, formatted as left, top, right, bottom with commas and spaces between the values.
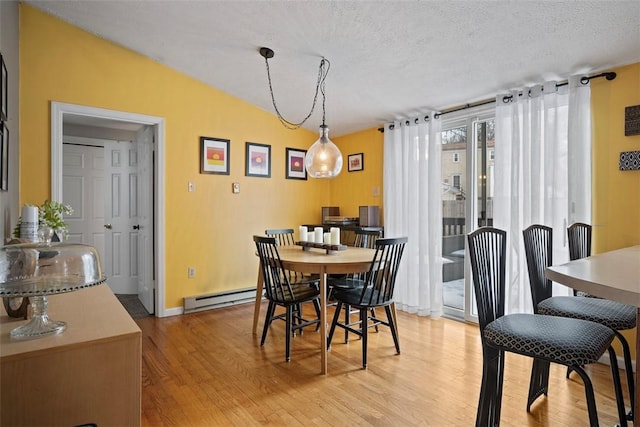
545, 245, 640, 307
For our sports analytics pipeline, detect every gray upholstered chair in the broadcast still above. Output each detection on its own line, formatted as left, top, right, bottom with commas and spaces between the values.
468, 227, 626, 427
523, 224, 635, 421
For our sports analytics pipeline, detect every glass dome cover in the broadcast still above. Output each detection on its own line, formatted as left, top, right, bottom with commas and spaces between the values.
0, 241, 105, 296
0, 239, 105, 339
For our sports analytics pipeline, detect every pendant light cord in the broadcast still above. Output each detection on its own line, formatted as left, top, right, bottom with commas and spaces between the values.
262, 52, 330, 130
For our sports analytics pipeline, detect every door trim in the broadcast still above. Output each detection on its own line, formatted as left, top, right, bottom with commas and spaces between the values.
51, 101, 168, 317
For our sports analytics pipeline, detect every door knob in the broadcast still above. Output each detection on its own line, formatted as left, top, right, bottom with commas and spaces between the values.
133, 225, 140, 230
104, 224, 112, 229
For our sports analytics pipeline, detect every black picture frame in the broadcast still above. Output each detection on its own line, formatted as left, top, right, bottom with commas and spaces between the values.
348, 152, 364, 172
1, 53, 7, 121
245, 142, 271, 178
200, 136, 230, 175
285, 147, 307, 180
625, 105, 640, 136
1, 122, 8, 191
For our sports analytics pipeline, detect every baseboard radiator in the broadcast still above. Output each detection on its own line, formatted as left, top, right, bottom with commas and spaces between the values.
183, 287, 257, 314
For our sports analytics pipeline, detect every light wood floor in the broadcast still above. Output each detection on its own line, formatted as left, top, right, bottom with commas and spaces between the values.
137, 302, 629, 426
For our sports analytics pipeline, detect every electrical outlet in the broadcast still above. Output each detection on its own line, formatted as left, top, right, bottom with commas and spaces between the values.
188, 267, 196, 278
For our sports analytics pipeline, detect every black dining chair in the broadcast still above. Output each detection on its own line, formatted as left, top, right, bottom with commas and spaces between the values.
327, 236, 407, 369
265, 228, 320, 328
568, 222, 594, 297
265, 228, 296, 246
254, 235, 321, 362
353, 228, 383, 249
468, 227, 626, 427
523, 224, 636, 421
328, 227, 384, 342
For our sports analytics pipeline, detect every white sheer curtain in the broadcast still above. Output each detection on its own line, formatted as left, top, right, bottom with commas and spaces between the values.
383, 116, 443, 317
493, 77, 592, 314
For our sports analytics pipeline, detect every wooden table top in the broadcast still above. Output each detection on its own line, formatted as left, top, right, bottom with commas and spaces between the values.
545, 245, 640, 307
276, 246, 376, 275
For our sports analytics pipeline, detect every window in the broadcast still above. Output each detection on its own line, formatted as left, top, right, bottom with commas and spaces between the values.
452, 174, 461, 189
440, 110, 495, 322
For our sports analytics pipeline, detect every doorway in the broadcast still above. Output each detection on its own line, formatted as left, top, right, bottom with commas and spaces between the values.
51, 102, 167, 317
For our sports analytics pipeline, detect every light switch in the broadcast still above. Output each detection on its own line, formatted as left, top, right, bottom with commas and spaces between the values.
372, 186, 380, 197
188, 181, 195, 192
232, 182, 240, 193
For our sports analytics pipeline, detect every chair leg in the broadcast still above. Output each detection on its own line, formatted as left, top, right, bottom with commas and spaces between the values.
285, 305, 292, 362
371, 308, 379, 333
293, 304, 302, 336
570, 365, 600, 427
607, 346, 628, 427
261, 301, 276, 346
527, 358, 550, 412
476, 346, 504, 427
313, 299, 322, 331
566, 366, 573, 379
385, 305, 400, 354
327, 301, 343, 349
360, 308, 368, 369
615, 330, 635, 421
344, 304, 351, 343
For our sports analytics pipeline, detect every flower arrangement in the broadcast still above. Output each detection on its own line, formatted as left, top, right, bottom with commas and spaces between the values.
13, 200, 74, 239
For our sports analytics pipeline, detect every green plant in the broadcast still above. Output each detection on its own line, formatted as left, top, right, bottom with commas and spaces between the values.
13, 200, 74, 239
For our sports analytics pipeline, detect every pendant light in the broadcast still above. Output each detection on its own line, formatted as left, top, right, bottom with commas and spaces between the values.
259, 47, 342, 178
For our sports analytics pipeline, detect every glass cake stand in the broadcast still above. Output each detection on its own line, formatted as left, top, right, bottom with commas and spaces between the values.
0, 233, 106, 339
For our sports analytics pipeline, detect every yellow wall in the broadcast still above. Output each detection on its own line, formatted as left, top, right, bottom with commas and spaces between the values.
331, 128, 384, 220
592, 62, 640, 253
20, 5, 337, 309
20, 4, 638, 313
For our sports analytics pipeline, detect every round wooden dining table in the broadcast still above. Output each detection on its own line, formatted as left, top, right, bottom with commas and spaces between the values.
253, 245, 381, 374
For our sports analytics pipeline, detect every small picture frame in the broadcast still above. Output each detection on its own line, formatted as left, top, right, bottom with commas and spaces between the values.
245, 142, 271, 178
1, 53, 7, 121
285, 147, 307, 180
625, 105, 640, 136
200, 136, 230, 175
348, 153, 364, 172
1, 122, 8, 191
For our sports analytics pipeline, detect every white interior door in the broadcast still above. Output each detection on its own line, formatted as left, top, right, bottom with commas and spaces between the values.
136, 126, 155, 313
63, 143, 106, 263
104, 140, 139, 294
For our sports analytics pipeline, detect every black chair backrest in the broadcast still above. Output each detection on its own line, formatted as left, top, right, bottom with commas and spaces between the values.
467, 227, 506, 333
265, 228, 296, 246
522, 224, 553, 311
353, 228, 383, 249
355, 237, 407, 306
567, 222, 592, 261
254, 235, 293, 303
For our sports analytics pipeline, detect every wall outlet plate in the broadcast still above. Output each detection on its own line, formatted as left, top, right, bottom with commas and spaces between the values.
232, 182, 240, 193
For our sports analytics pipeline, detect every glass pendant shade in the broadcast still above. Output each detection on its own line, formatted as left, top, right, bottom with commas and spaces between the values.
305, 125, 343, 178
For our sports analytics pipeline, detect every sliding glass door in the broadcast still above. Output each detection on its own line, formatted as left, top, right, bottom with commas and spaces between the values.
441, 110, 494, 321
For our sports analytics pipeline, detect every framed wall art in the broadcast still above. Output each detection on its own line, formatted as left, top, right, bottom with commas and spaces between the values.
285, 147, 307, 180
348, 152, 364, 172
245, 142, 271, 178
1, 122, 8, 191
200, 136, 230, 175
1, 53, 7, 121
625, 105, 640, 136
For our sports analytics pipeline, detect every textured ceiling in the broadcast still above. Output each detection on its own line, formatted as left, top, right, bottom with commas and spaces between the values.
26, 0, 640, 137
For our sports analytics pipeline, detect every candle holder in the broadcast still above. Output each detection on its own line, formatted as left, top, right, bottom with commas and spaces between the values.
296, 241, 347, 255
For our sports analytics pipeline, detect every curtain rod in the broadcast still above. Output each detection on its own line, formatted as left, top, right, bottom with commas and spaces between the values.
378, 71, 616, 133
